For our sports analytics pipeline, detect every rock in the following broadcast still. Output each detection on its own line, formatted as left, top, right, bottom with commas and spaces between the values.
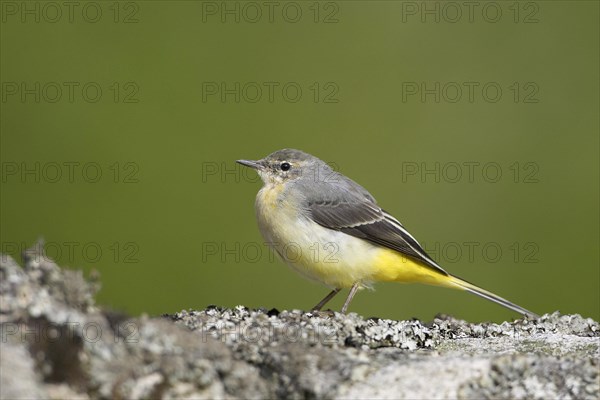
0, 341, 48, 400
1, 241, 598, 399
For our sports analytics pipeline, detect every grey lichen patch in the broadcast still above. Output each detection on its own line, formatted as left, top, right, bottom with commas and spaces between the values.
1, 241, 598, 400
459, 354, 599, 400
171, 307, 598, 357
171, 307, 439, 352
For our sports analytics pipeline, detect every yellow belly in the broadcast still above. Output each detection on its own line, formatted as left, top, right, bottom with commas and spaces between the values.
370, 247, 453, 287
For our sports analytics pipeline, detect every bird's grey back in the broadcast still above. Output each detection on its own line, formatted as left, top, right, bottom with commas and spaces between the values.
293, 160, 377, 206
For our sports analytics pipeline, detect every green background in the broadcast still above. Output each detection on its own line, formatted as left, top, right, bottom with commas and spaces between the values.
1, 1, 598, 322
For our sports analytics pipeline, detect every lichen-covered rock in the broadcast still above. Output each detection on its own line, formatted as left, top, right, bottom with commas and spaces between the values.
171, 307, 599, 399
0, 244, 267, 399
1, 241, 598, 399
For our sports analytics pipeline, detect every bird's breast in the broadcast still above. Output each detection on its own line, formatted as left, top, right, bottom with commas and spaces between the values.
254, 183, 380, 288
255, 183, 298, 244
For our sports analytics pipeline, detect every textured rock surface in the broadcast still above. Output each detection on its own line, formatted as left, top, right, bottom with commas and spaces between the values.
1, 243, 598, 399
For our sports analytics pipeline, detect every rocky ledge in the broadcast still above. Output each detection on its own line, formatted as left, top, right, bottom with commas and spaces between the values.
1, 244, 598, 399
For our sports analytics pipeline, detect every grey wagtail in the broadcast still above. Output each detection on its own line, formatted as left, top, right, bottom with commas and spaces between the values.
237, 149, 539, 319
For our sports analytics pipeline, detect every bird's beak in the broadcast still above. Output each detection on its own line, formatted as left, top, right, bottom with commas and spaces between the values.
236, 159, 263, 170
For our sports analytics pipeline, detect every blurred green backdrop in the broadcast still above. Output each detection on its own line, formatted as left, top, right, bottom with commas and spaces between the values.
1, 1, 598, 322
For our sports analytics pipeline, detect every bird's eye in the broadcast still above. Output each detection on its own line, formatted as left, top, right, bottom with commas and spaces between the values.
280, 162, 291, 171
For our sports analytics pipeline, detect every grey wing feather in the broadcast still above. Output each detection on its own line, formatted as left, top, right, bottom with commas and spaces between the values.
305, 175, 447, 275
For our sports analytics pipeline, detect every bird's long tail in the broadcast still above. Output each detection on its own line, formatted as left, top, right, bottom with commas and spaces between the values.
447, 274, 540, 319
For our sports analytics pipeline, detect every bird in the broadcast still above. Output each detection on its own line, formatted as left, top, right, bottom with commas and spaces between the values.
237, 148, 539, 319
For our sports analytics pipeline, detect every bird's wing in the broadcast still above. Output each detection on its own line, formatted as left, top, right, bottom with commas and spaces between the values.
307, 185, 447, 276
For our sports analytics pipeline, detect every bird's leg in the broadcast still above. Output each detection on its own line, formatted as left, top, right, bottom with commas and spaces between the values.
311, 288, 341, 311
341, 283, 360, 314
